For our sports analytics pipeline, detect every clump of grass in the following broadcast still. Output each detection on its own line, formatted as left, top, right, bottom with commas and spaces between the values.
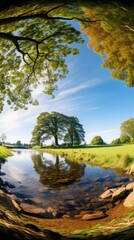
116, 154, 121, 159
122, 154, 132, 167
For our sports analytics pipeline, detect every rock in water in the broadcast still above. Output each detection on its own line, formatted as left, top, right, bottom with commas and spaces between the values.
112, 187, 126, 201
126, 182, 134, 191
123, 191, 134, 208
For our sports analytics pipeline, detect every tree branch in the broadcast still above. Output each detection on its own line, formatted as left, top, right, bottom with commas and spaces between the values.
0, 12, 103, 26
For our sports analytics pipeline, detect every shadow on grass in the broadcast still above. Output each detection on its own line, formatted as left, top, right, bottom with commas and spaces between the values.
43, 144, 122, 150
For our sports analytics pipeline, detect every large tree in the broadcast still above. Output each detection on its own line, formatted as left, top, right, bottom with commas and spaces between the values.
31, 112, 85, 146
120, 118, 134, 140
64, 116, 85, 146
31, 112, 69, 146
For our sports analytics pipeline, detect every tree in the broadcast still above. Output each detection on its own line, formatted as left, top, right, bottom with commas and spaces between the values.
16, 140, 22, 146
31, 112, 85, 146
81, 3, 134, 87
0, 0, 89, 112
0, 133, 7, 145
91, 136, 105, 145
120, 135, 131, 144
121, 118, 134, 140
111, 138, 121, 145
64, 116, 85, 146
31, 112, 69, 146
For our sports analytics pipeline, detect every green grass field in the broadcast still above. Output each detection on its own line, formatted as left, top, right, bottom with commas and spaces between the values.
42, 144, 134, 171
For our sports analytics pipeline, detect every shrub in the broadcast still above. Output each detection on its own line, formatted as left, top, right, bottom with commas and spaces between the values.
91, 136, 105, 145
120, 135, 131, 144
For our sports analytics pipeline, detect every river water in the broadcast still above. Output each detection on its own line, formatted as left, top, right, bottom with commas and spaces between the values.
0, 149, 131, 217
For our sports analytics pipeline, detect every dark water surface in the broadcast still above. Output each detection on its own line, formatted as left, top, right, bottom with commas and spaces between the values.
1, 149, 131, 217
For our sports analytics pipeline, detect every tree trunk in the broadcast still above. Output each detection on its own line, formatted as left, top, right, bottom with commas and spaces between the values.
54, 135, 59, 146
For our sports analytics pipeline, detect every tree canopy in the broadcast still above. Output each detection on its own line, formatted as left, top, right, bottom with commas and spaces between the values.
64, 116, 85, 146
91, 135, 105, 145
0, 0, 134, 112
81, 2, 134, 87
31, 111, 85, 146
121, 118, 134, 140
0, 0, 87, 112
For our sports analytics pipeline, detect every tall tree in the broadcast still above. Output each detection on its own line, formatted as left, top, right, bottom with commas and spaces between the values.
121, 118, 134, 140
64, 116, 85, 146
31, 112, 68, 146
31, 112, 85, 146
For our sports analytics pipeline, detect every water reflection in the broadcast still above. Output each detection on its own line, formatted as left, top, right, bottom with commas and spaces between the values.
0, 157, 6, 175
31, 153, 86, 188
0, 150, 132, 218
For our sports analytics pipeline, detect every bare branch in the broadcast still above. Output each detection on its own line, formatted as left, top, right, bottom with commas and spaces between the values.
125, 25, 134, 32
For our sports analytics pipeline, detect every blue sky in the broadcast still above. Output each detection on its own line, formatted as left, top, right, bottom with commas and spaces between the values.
0, 32, 134, 144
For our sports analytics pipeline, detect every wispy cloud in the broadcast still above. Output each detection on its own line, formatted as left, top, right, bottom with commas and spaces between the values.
57, 78, 103, 100
89, 128, 119, 136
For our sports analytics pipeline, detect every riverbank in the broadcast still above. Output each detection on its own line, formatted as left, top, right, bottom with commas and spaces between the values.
40, 144, 134, 172
0, 146, 13, 160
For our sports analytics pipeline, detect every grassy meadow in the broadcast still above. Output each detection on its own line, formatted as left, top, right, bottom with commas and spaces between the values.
41, 144, 134, 171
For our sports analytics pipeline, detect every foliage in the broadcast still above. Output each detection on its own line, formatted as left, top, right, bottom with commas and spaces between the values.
31, 112, 69, 146
64, 116, 85, 146
111, 138, 121, 145
1, 1, 133, 111
31, 112, 85, 146
16, 140, 22, 146
0, 0, 86, 112
91, 135, 105, 145
121, 118, 134, 140
120, 134, 131, 144
0, 146, 12, 159
81, 2, 134, 87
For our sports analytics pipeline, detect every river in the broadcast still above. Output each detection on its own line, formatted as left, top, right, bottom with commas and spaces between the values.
0, 149, 131, 218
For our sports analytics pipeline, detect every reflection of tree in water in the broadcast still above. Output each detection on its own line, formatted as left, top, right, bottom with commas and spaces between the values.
0, 157, 6, 172
0, 158, 6, 186
31, 154, 85, 188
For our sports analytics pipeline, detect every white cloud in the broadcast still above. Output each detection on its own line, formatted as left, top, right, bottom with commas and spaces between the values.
58, 79, 102, 99
89, 128, 119, 136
